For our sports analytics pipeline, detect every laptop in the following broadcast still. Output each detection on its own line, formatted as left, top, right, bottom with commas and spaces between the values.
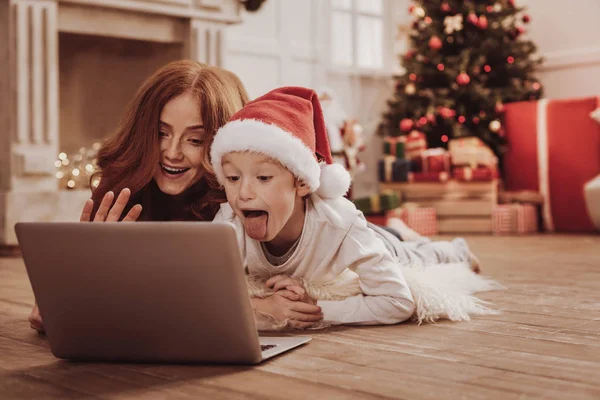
15, 222, 311, 364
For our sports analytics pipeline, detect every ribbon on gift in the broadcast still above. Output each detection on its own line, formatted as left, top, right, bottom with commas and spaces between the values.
421, 148, 450, 173
383, 136, 406, 158
405, 130, 427, 159
369, 193, 381, 213
381, 155, 396, 182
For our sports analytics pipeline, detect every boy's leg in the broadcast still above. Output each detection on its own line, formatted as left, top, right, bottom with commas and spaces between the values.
386, 217, 424, 242
394, 237, 481, 272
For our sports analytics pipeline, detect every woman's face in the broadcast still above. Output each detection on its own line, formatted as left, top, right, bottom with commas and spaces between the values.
154, 91, 206, 196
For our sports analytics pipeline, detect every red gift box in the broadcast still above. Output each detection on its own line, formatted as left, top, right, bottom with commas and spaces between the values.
503, 97, 600, 232
405, 130, 427, 159
387, 206, 438, 236
408, 171, 450, 183
492, 204, 539, 235
453, 166, 498, 182
421, 148, 451, 173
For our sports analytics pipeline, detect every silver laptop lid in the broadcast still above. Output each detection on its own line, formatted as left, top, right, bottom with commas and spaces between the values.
16, 222, 263, 364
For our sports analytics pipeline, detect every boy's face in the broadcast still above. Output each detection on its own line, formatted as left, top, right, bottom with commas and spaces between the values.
221, 152, 311, 242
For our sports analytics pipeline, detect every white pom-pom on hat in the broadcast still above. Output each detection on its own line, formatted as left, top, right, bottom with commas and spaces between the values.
315, 163, 351, 199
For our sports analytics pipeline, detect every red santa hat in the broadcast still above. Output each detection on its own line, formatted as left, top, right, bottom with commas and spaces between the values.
210, 86, 351, 199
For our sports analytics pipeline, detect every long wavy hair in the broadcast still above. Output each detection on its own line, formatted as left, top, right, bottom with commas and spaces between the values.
90, 60, 249, 221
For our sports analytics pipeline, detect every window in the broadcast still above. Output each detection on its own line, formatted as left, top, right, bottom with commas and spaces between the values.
329, 0, 386, 71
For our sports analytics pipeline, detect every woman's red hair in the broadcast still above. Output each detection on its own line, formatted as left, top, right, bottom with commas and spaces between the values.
90, 60, 249, 221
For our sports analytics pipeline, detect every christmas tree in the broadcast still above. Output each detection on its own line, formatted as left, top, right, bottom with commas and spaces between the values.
381, 0, 543, 160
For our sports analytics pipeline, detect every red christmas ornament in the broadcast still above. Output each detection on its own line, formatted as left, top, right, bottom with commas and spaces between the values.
456, 72, 471, 85
507, 56, 515, 64
517, 26, 526, 36
437, 63, 445, 71
426, 114, 436, 123
458, 115, 466, 124
467, 13, 479, 25
523, 14, 531, 23
440, 2, 451, 13
441, 135, 449, 143
404, 50, 415, 60
532, 82, 541, 90
409, 4, 415, 13
508, 0, 516, 7
439, 107, 455, 119
429, 36, 443, 50
478, 15, 488, 29
425, 16, 433, 24
486, 5, 493, 12
419, 117, 428, 125
484, 64, 492, 73
400, 118, 415, 132
472, 116, 480, 124
409, 73, 417, 81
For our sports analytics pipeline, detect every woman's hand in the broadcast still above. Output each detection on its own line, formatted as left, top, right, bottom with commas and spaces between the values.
28, 301, 44, 334
80, 188, 143, 222
252, 291, 323, 329
265, 275, 317, 305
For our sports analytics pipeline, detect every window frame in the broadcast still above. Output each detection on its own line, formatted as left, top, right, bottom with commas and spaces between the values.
326, 0, 395, 76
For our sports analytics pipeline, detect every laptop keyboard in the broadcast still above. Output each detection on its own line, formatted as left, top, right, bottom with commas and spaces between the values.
261, 344, 278, 351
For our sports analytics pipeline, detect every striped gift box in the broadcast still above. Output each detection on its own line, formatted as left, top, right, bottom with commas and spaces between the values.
492, 204, 539, 235
388, 205, 438, 236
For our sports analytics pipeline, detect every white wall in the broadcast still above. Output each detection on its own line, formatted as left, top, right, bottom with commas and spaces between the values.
521, 0, 600, 99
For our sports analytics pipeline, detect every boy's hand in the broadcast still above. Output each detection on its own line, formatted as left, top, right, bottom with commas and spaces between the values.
253, 291, 323, 329
266, 275, 317, 305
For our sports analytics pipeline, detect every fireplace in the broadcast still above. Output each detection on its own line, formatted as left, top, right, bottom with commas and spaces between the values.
0, 0, 241, 245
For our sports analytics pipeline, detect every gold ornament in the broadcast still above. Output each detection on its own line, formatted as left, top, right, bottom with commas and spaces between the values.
489, 119, 501, 133
413, 6, 426, 18
405, 83, 416, 95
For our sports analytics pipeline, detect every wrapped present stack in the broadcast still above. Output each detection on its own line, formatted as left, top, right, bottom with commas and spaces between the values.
379, 134, 499, 234
353, 191, 401, 226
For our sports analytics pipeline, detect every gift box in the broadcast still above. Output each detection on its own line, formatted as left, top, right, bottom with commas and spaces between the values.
387, 205, 438, 236
407, 171, 450, 183
378, 156, 410, 182
405, 130, 427, 159
383, 136, 406, 158
448, 137, 496, 168
421, 148, 451, 173
453, 166, 498, 182
353, 192, 401, 215
503, 97, 600, 232
492, 204, 539, 235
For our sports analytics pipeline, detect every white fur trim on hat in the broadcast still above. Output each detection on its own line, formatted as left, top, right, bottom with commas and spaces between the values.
316, 163, 351, 199
211, 119, 322, 191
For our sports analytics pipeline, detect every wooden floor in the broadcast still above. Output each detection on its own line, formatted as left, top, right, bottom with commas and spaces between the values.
1, 235, 599, 399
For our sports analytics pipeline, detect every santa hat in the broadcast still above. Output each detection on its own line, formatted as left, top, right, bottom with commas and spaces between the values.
210, 86, 351, 199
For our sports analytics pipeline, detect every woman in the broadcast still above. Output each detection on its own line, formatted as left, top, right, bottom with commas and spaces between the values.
29, 60, 250, 332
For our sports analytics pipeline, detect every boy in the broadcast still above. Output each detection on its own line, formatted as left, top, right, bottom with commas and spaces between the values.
210, 87, 489, 329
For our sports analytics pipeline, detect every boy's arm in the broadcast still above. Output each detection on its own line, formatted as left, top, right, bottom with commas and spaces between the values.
317, 217, 415, 325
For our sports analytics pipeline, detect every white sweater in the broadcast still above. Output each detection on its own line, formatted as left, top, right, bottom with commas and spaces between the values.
213, 194, 415, 325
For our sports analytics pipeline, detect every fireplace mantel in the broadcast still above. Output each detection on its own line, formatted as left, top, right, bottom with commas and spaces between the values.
0, 0, 243, 245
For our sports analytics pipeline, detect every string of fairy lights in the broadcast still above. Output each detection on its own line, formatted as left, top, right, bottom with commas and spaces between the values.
54, 143, 101, 190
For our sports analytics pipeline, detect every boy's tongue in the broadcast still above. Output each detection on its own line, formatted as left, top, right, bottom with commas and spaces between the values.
244, 211, 268, 240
